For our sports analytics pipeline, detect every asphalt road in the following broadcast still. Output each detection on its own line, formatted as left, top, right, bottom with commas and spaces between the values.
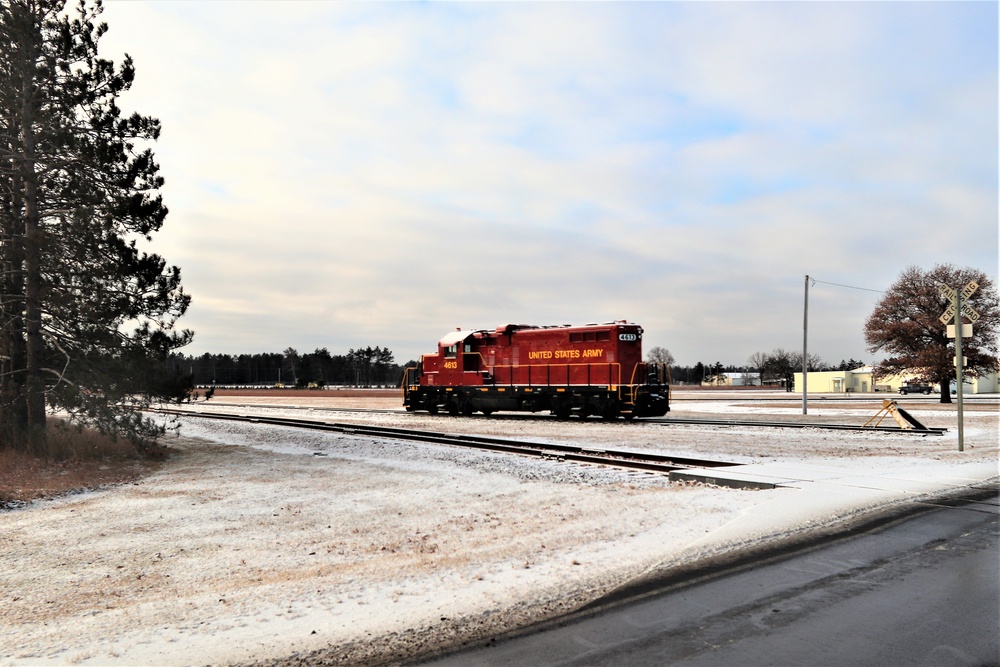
420, 489, 999, 667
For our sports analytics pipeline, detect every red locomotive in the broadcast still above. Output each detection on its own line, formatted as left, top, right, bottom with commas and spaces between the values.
402, 322, 669, 419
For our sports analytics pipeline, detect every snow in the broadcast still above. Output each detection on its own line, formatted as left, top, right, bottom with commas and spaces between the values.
1, 392, 996, 666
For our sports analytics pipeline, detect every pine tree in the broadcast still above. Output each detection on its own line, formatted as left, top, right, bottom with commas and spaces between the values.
0, 0, 191, 451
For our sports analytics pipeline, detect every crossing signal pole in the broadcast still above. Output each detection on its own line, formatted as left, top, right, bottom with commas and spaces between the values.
939, 281, 980, 452
802, 275, 809, 415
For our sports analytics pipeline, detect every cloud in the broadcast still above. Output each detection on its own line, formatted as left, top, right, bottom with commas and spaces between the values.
98, 1, 998, 365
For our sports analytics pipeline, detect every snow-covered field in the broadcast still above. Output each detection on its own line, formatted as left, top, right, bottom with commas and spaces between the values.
2, 392, 997, 666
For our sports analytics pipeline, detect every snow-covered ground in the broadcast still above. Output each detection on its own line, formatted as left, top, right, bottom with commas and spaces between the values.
1, 392, 996, 666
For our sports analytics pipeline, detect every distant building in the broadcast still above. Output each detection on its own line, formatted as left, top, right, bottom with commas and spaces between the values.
793, 367, 874, 393
794, 367, 999, 394
702, 372, 761, 387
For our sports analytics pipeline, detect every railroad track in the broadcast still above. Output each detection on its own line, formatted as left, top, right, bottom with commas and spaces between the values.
177, 402, 947, 435
649, 416, 947, 435
153, 408, 740, 476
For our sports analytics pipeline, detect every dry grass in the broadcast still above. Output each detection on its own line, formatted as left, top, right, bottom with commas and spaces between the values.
0, 421, 166, 506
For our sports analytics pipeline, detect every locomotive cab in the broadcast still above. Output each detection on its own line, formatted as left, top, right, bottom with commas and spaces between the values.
424, 330, 489, 385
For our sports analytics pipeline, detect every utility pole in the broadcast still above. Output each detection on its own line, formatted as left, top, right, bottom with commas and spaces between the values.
803, 274, 809, 415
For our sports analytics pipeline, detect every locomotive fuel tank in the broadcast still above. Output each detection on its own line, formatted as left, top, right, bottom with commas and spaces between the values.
402, 322, 668, 419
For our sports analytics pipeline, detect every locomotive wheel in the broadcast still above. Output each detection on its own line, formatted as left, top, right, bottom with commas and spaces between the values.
427, 404, 439, 415
446, 401, 459, 416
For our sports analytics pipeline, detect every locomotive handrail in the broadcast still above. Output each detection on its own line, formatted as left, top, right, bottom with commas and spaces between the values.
486, 362, 623, 388
625, 362, 648, 405
400, 365, 417, 396
620, 362, 668, 407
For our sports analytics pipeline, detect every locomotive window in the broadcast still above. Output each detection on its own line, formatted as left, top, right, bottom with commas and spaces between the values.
569, 333, 583, 343
597, 331, 609, 341
445, 345, 457, 357
464, 344, 472, 353
584, 332, 596, 342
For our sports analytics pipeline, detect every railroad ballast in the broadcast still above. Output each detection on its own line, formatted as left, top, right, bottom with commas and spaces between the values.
402, 322, 669, 419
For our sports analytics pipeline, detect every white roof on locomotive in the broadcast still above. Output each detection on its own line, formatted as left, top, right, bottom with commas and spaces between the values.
438, 330, 476, 347
438, 321, 640, 348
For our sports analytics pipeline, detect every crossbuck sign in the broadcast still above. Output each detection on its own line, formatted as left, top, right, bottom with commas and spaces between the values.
939, 281, 980, 324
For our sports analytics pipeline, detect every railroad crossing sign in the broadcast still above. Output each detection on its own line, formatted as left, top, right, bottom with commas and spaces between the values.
939, 280, 979, 453
939, 281, 981, 324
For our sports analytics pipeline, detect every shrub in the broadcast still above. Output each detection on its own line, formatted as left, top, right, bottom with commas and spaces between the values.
0, 419, 164, 506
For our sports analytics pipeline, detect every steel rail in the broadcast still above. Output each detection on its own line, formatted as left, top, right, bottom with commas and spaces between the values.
159, 403, 947, 435
649, 416, 946, 435
152, 408, 740, 475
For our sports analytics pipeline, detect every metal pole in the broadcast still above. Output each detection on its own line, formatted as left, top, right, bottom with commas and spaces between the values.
803, 275, 809, 415
955, 290, 964, 452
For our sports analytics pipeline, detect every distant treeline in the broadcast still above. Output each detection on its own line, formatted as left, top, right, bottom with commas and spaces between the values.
166, 347, 864, 390
166, 347, 410, 388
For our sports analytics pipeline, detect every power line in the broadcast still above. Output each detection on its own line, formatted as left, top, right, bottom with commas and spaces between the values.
810, 278, 884, 294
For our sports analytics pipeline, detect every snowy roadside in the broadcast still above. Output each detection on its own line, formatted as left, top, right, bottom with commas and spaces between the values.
1, 395, 996, 666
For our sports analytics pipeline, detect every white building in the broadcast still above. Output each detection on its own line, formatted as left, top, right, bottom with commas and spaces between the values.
794, 367, 998, 394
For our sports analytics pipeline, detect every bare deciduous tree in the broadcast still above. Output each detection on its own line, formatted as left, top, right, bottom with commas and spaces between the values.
646, 346, 675, 367
865, 264, 999, 403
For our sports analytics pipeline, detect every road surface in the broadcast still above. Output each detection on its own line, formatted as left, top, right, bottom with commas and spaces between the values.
421, 488, 999, 666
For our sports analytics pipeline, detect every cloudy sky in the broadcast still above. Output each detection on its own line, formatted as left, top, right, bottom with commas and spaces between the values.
98, 1, 998, 367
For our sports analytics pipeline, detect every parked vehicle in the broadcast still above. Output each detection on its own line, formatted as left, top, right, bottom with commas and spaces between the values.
898, 383, 933, 395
